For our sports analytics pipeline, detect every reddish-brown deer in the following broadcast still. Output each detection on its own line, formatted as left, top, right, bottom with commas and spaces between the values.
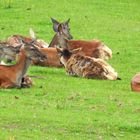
50, 18, 112, 60
7, 28, 49, 48
0, 40, 47, 88
32, 18, 73, 67
6, 28, 63, 67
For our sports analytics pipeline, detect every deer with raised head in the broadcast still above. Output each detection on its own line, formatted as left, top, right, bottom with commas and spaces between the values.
0, 40, 47, 88
0, 42, 21, 64
32, 19, 73, 67
48, 18, 73, 48
50, 18, 112, 60
57, 47, 120, 80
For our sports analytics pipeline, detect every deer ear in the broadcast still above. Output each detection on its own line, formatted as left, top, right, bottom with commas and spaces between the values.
65, 18, 70, 25
15, 44, 22, 49
51, 18, 60, 32
29, 28, 36, 39
15, 44, 22, 52
57, 24, 62, 32
56, 47, 62, 56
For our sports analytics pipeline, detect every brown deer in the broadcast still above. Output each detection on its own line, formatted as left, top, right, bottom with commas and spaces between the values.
50, 18, 112, 60
56, 48, 120, 80
131, 73, 140, 92
7, 28, 49, 48
32, 18, 73, 67
48, 18, 73, 48
6, 29, 63, 67
0, 40, 47, 88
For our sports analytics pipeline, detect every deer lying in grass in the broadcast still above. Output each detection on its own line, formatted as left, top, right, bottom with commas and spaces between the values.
32, 19, 73, 67
50, 18, 112, 60
131, 73, 140, 92
6, 29, 63, 67
32, 47, 63, 67
48, 18, 73, 48
57, 48, 120, 80
0, 42, 21, 64
7, 28, 49, 48
0, 40, 47, 88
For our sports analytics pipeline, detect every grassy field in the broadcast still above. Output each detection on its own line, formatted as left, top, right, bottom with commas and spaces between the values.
0, 0, 140, 139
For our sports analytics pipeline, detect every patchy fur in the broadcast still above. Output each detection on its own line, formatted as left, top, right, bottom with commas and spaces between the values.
58, 48, 118, 80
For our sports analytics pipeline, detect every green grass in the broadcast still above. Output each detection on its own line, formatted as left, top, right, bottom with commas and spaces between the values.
0, 0, 140, 139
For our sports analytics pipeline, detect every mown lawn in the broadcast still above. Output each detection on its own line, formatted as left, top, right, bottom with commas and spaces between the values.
0, 0, 140, 139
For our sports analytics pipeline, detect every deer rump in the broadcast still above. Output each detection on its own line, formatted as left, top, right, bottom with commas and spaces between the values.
67, 39, 112, 60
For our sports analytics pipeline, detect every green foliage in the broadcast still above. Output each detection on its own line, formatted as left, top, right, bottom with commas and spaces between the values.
0, 0, 140, 139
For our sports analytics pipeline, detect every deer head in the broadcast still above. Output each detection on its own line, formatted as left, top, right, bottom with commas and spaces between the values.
22, 40, 47, 62
0, 44, 22, 61
56, 47, 81, 66
51, 18, 73, 40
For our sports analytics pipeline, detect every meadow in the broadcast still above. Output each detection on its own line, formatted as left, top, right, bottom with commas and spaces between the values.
0, 0, 140, 139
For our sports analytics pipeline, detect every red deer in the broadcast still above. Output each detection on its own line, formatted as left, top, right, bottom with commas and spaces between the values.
7, 28, 49, 48
31, 18, 73, 67
0, 40, 47, 88
131, 73, 140, 92
6, 29, 63, 67
51, 18, 112, 60
56, 48, 120, 80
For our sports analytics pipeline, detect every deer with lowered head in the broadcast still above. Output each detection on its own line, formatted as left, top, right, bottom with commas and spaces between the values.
0, 39, 47, 88
50, 18, 112, 60
57, 47, 120, 80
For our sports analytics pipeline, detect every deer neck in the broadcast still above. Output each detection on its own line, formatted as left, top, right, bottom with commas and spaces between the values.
57, 34, 68, 48
15, 49, 31, 83
48, 34, 59, 47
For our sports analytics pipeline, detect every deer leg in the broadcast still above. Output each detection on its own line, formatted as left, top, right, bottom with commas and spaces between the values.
0, 82, 21, 89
